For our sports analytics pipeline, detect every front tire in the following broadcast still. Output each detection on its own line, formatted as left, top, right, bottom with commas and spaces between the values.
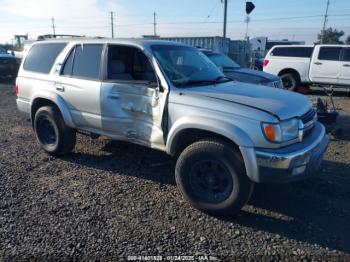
34, 106, 76, 156
175, 139, 254, 215
281, 73, 300, 91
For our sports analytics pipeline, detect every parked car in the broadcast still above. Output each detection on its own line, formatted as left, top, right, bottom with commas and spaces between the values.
201, 49, 284, 89
0, 46, 18, 82
16, 39, 328, 215
263, 44, 350, 90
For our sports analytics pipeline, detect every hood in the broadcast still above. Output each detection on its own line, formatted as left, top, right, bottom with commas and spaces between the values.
181, 81, 311, 121
224, 67, 279, 84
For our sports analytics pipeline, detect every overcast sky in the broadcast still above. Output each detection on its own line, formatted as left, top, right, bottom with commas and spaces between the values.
0, 0, 349, 44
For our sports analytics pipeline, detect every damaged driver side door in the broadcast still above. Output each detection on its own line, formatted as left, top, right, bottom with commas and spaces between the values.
100, 44, 167, 150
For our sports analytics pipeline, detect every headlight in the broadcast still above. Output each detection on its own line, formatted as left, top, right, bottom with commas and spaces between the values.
262, 118, 299, 143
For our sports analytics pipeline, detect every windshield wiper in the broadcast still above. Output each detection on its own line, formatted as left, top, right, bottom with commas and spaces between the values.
223, 66, 239, 70
176, 76, 233, 88
213, 76, 233, 84
176, 80, 216, 87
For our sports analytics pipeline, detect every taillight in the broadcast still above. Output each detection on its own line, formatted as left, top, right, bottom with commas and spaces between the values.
263, 59, 269, 67
15, 84, 19, 95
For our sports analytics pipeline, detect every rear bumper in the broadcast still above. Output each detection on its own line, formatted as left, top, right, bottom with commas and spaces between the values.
16, 98, 31, 114
241, 122, 328, 183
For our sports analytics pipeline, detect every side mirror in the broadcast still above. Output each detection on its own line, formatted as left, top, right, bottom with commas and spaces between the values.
55, 63, 63, 73
11, 51, 15, 56
151, 88, 159, 107
148, 81, 158, 89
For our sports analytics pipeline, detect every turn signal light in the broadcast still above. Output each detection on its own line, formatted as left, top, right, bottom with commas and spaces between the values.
264, 124, 276, 141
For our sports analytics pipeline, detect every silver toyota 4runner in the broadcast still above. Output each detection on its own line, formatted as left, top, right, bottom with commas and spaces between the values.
16, 38, 329, 214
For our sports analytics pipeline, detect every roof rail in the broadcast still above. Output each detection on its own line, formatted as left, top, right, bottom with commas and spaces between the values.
37, 34, 85, 40
37, 35, 107, 41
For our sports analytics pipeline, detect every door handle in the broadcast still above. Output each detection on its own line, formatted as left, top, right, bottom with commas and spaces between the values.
54, 83, 65, 92
343, 64, 350, 67
314, 62, 323, 65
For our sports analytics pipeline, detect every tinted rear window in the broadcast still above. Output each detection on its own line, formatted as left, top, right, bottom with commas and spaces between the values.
270, 47, 313, 58
23, 43, 67, 73
318, 47, 342, 61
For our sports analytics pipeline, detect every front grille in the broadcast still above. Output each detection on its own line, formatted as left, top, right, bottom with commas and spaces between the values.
301, 109, 316, 124
301, 109, 316, 139
272, 81, 282, 88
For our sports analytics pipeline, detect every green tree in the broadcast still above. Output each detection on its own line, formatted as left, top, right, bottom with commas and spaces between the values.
346, 35, 350, 45
316, 27, 345, 44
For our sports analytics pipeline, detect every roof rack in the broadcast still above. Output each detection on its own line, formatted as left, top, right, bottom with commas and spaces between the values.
37, 34, 85, 40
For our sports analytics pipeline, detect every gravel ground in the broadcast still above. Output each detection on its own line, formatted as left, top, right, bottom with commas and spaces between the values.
1, 84, 350, 261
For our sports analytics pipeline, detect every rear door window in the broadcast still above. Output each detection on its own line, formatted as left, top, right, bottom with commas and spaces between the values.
23, 43, 67, 73
61, 44, 103, 79
71, 44, 103, 79
318, 47, 342, 61
270, 47, 313, 58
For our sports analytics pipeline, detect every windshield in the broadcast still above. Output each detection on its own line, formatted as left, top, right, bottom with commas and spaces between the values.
151, 45, 227, 87
205, 53, 240, 69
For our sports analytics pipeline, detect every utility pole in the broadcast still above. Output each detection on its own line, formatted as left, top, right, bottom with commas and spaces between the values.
51, 17, 56, 36
222, 0, 228, 38
153, 12, 157, 37
244, 16, 250, 40
110, 11, 115, 38
321, 0, 330, 44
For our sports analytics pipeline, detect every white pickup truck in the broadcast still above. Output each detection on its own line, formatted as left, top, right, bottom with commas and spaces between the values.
263, 45, 350, 91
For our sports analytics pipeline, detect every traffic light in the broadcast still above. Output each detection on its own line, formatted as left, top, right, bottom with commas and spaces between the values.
246, 2, 255, 15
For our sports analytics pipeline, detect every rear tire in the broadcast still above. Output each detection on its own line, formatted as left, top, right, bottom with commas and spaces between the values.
281, 73, 300, 91
175, 139, 254, 215
34, 106, 76, 156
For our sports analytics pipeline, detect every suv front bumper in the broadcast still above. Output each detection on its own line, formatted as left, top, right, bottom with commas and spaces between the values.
241, 122, 328, 183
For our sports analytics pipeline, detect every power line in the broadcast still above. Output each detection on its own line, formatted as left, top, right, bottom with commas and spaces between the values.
198, 1, 220, 34
157, 15, 324, 25
57, 25, 111, 29
3, 12, 350, 37
3, 13, 349, 26
252, 15, 323, 22
205, 2, 220, 20
329, 13, 350, 17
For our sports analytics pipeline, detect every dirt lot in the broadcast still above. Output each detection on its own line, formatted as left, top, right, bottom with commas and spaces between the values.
1, 84, 350, 260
